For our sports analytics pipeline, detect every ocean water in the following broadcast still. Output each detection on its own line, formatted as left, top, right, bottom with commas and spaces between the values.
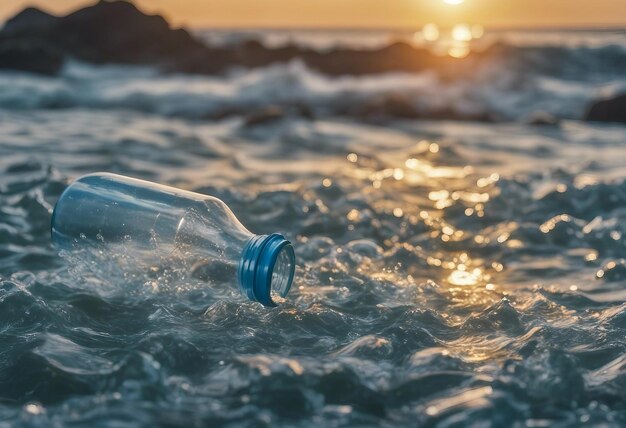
1, 29, 626, 426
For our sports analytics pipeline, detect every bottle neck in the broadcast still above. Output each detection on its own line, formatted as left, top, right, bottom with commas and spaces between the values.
238, 234, 296, 307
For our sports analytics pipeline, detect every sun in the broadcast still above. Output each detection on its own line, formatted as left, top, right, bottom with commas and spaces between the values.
443, 0, 465, 5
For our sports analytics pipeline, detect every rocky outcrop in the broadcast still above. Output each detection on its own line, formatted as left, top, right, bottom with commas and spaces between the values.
2, 7, 56, 35
0, 40, 63, 75
585, 94, 626, 124
231, 40, 474, 77
0, 0, 487, 77
0, 0, 216, 73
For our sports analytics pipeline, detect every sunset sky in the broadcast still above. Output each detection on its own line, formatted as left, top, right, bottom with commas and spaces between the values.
1, 0, 626, 29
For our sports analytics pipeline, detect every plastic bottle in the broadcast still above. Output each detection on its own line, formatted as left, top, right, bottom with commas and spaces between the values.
50, 172, 295, 307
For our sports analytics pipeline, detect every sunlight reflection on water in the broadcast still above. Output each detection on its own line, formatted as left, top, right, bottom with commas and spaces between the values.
4, 102, 626, 425
416, 22, 485, 58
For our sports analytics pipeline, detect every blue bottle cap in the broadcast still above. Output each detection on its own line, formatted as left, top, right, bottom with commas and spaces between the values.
238, 233, 296, 307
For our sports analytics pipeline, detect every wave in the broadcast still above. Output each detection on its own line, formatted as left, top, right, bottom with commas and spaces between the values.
197, 28, 626, 52
2, 98, 626, 424
0, 42, 624, 122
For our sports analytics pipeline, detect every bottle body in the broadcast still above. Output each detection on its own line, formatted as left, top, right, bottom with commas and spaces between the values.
51, 173, 295, 306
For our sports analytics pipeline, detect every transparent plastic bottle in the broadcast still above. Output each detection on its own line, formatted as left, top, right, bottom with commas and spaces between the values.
50, 173, 295, 307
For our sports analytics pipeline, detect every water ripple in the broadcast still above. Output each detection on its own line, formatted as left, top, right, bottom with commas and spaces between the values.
0, 110, 625, 425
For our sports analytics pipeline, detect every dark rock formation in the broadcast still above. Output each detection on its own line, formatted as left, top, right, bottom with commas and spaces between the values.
0, 0, 490, 78
2, 7, 56, 35
306, 42, 443, 76
0, 0, 217, 73
585, 94, 626, 124
0, 40, 63, 75
230, 40, 473, 77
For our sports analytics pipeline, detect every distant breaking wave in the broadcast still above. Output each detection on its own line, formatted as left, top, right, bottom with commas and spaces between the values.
0, 42, 624, 122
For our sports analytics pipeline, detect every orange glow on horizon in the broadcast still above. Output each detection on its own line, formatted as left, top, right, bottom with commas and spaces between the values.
0, 0, 625, 29
421, 23, 440, 42
451, 24, 473, 42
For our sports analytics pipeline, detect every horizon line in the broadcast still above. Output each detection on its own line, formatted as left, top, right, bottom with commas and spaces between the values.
1, 3, 625, 33
187, 24, 626, 32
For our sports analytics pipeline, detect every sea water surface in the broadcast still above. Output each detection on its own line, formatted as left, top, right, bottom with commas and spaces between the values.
1, 29, 626, 426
